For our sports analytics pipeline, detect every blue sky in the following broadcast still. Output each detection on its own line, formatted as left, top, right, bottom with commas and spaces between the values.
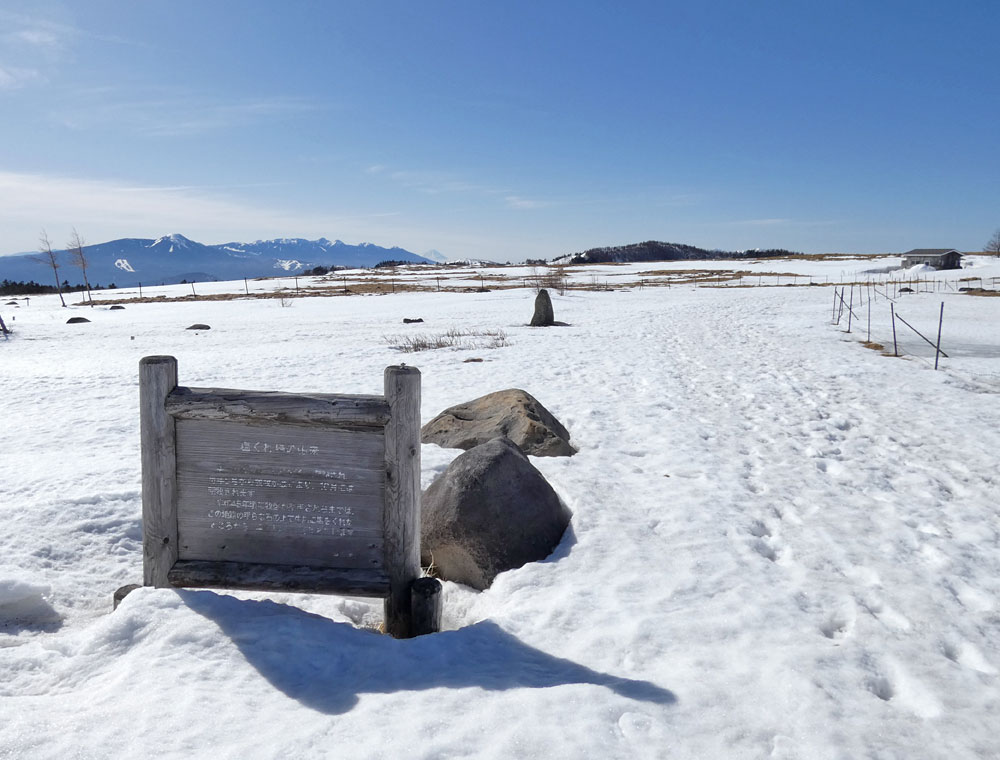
1, 1, 998, 261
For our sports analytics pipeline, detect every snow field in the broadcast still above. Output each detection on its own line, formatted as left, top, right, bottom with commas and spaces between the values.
1, 267, 999, 759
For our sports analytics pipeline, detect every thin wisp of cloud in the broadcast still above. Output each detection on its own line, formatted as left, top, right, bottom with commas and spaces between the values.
8, 29, 60, 48
51, 92, 324, 136
387, 169, 507, 196
0, 169, 544, 261
505, 195, 551, 210
731, 218, 837, 228
0, 171, 381, 249
0, 9, 150, 50
0, 64, 43, 89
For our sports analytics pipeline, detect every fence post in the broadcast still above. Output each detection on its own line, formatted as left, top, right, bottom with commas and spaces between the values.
934, 302, 945, 370
410, 577, 442, 636
383, 365, 422, 638
867, 295, 871, 343
832, 287, 839, 322
891, 303, 898, 356
140, 356, 179, 587
847, 285, 854, 333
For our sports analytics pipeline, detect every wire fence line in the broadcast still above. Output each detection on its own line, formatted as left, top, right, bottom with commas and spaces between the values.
830, 283, 949, 370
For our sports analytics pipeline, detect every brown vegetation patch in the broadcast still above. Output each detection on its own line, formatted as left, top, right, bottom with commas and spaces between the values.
780, 253, 886, 261
745, 271, 810, 279
638, 268, 738, 277
470, 273, 511, 282
383, 328, 509, 352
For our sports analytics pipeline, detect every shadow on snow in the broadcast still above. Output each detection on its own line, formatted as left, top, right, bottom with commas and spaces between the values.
180, 589, 675, 715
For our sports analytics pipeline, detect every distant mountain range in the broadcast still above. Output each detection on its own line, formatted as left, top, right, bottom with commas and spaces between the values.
552, 241, 800, 265
0, 234, 437, 287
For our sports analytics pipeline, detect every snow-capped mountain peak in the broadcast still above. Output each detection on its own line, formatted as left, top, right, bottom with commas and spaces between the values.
421, 249, 451, 264
149, 233, 194, 250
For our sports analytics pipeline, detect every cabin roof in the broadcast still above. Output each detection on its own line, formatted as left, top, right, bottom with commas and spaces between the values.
902, 249, 961, 257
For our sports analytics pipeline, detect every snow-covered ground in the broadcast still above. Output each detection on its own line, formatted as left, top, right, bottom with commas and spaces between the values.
1, 257, 999, 759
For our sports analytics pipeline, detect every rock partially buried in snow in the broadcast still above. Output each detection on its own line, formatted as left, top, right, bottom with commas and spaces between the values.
421, 437, 571, 590
113, 583, 141, 610
421, 388, 576, 457
186, 323, 211, 330
530, 288, 555, 326
66, 317, 91, 324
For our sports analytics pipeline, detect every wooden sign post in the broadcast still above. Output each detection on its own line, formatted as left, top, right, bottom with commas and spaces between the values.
139, 355, 432, 638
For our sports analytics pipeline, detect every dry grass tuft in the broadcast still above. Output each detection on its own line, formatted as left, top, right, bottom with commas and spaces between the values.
383, 327, 509, 352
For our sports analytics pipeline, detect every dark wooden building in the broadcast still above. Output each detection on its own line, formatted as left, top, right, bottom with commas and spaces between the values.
900, 249, 963, 270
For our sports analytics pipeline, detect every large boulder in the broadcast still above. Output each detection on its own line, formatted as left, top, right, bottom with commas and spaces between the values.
421, 389, 576, 457
421, 437, 571, 590
530, 289, 555, 326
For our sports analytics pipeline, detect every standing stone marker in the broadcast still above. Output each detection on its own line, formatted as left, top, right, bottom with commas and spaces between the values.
139, 355, 432, 638
530, 289, 555, 326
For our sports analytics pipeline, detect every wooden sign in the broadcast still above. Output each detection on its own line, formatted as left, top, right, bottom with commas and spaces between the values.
139, 356, 426, 637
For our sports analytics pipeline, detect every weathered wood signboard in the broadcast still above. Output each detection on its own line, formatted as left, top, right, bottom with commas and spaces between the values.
139, 355, 428, 637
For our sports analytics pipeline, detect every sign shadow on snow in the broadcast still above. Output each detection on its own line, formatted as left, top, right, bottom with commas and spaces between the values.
180, 590, 675, 715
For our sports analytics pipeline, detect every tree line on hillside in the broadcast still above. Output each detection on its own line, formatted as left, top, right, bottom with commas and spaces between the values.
1, 279, 116, 297
559, 240, 802, 265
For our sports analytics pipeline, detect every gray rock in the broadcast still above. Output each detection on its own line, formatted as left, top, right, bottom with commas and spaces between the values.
421, 437, 571, 590
530, 288, 555, 326
186, 323, 211, 330
66, 317, 90, 324
421, 388, 576, 457
113, 584, 141, 610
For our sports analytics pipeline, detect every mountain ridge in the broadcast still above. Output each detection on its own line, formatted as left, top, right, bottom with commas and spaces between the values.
552, 240, 800, 265
0, 234, 434, 287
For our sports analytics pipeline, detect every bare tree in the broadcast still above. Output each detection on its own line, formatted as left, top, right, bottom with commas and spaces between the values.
66, 228, 93, 303
986, 228, 1000, 257
31, 230, 67, 307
